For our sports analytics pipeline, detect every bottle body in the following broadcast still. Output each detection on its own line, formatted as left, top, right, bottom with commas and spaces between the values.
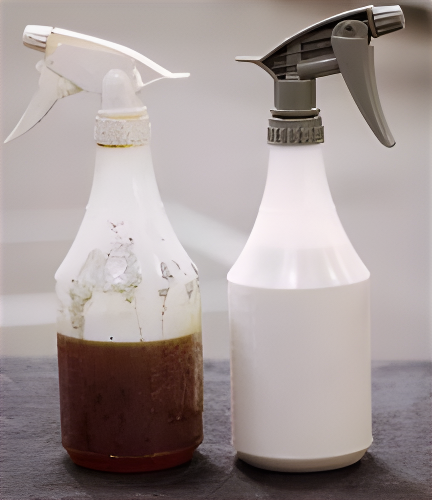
229, 281, 371, 472
56, 144, 203, 472
228, 144, 372, 472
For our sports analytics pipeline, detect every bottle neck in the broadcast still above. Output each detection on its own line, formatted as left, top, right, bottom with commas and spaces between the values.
227, 143, 370, 288
260, 144, 335, 214
87, 144, 162, 214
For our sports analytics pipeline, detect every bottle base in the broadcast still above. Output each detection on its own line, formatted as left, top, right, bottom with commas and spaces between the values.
237, 448, 368, 473
65, 444, 199, 473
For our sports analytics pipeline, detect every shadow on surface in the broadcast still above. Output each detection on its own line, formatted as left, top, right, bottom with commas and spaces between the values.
230, 452, 429, 500
2, 359, 430, 500
61, 449, 227, 499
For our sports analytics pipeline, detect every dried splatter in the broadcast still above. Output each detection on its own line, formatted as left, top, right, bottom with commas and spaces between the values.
68, 221, 142, 338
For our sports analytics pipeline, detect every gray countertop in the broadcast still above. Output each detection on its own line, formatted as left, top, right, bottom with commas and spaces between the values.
1, 359, 430, 499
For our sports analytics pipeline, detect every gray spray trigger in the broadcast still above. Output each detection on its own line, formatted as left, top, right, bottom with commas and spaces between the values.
331, 20, 394, 147
236, 5, 405, 147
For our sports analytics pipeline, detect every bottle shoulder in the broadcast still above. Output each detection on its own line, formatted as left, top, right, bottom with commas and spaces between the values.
227, 208, 370, 289
55, 207, 201, 343
228, 242, 370, 289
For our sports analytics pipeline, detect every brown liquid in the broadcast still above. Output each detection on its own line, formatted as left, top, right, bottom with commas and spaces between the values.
57, 332, 203, 472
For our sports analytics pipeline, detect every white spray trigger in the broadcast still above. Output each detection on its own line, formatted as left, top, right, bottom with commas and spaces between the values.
5, 25, 190, 142
4, 60, 81, 143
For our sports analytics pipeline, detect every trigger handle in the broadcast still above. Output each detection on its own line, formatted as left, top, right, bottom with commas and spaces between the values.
331, 20, 395, 147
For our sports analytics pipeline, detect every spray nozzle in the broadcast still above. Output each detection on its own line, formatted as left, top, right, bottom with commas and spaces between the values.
236, 5, 405, 147
99, 69, 146, 119
5, 26, 189, 143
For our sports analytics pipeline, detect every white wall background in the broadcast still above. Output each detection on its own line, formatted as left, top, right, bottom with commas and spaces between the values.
1, 0, 431, 360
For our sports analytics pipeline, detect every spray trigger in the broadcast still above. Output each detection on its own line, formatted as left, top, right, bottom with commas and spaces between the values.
5, 25, 190, 143
4, 60, 81, 144
235, 5, 404, 147
331, 20, 395, 147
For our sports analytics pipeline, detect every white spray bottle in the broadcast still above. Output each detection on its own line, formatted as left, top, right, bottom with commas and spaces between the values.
228, 5, 404, 472
6, 26, 203, 472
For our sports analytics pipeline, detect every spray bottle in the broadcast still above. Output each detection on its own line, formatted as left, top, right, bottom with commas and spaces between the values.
6, 26, 203, 472
228, 5, 404, 472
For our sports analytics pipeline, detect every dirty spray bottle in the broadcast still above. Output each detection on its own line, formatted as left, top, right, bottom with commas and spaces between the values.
228, 6, 404, 472
6, 26, 203, 472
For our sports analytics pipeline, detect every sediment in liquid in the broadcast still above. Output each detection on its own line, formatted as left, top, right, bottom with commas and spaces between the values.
57, 332, 203, 472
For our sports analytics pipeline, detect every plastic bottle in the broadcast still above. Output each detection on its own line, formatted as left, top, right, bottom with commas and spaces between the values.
6, 26, 202, 472
228, 5, 405, 472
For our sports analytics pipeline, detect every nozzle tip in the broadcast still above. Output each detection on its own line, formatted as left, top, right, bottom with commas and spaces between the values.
23, 25, 53, 52
372, 5, 405, 37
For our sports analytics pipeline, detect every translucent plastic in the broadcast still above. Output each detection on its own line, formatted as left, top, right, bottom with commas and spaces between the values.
100, 69, 145, 117
228, 144, 372, 472
228, 145, 369, 289
56, 146, 201, 343
55, 144, 203, 471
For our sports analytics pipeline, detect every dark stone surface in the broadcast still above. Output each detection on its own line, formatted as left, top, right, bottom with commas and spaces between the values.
1, 358, 430, 499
